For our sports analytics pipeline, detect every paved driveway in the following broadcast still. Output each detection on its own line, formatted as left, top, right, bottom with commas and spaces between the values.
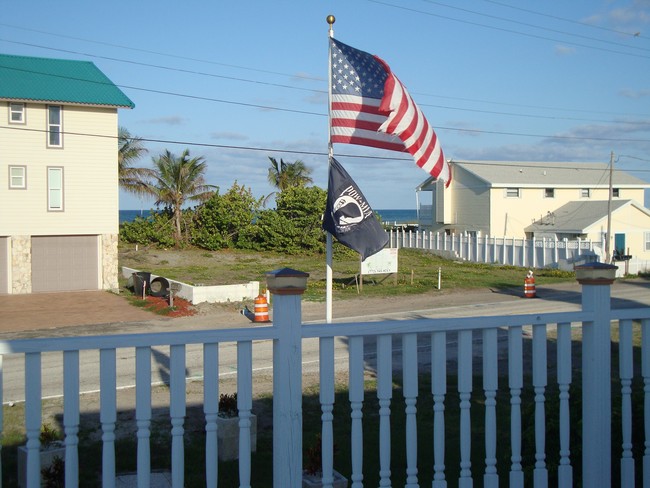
0, 291, 157, 333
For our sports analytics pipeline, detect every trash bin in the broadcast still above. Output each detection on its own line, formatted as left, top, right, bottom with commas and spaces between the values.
131, 272, 151, 297
149, 277, 170, 297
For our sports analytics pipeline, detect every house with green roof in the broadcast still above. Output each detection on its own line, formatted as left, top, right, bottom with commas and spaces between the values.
416, 160, 650, 267
0, 53, 134, 294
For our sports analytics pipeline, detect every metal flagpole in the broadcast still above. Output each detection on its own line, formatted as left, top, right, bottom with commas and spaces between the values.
325, 14, 336, 323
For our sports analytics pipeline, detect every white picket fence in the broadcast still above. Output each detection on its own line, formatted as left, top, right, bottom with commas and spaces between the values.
1, 271, 650, 487
388, 229, 650, 276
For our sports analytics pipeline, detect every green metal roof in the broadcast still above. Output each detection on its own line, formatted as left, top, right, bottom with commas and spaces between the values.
0, 53, 134, 108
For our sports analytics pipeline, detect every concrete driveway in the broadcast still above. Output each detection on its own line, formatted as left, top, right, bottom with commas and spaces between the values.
0, 291, 157, 333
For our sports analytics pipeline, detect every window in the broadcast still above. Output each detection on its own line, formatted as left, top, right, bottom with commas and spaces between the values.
612, 188, 620, 197
9, 166, 26, 189
544, 188, 555, 198
9, 103, 25, 124
580, 188, 591, 198
47, 167, 63, 211
646, 232, 650, 252
47, 105, 62, 147
505, 188, 520, 198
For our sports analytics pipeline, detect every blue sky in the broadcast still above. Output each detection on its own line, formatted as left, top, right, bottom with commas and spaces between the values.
2, 0, 649, 210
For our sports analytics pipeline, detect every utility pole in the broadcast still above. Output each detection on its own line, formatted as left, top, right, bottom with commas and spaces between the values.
605, 151, 614, 263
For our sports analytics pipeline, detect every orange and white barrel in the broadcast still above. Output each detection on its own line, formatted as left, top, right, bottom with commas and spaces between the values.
254, 293, 270, 322
524, 277, 536, 298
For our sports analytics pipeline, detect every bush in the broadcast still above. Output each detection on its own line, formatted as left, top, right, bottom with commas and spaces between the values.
191, 182, 261, 250
243, 186, 327, 253
120, 209, 176, 248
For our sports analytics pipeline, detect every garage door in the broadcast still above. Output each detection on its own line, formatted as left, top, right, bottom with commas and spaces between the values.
0, 237, 8, 294
32, 236, 99, 292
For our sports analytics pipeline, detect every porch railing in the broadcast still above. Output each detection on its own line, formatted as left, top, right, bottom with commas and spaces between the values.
1, 265, 650, 487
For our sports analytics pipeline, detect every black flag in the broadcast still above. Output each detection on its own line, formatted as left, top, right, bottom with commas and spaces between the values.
322, 158, 389, 260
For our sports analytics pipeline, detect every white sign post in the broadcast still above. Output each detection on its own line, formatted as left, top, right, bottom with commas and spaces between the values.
359, 248, 399, 291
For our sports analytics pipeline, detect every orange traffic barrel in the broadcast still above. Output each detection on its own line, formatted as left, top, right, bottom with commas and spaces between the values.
524, 277, 536, 298
254, 293, 270, 322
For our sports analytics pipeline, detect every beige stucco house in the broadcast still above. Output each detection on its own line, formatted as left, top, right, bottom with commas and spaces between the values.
0, 53, 134, 294
417, 160, 650, 263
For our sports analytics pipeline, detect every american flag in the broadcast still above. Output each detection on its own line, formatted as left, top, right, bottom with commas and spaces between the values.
330, 38, 450, 186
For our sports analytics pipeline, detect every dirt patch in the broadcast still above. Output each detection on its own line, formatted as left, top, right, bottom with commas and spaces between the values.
140, 295, 196, 318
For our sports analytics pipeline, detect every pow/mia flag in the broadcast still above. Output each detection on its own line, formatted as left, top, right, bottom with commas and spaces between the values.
322, 158, 389, 260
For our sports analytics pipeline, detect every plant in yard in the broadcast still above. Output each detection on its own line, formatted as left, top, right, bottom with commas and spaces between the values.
303, 433, 324, 476
218, 392, 238, 418
41, 455, 65, 488
302, 433, 347, 488
39, 423, 63, 448
216, 392, 257, 461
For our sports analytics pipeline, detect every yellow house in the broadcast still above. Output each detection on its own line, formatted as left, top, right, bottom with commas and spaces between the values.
0, 53, 134, 294
417, 160, 650, 263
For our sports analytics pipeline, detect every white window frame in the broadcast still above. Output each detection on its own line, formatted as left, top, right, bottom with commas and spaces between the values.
580, 188, 591, 198
645, 231, 650, 252
505, 188, 520, 198
9, 165, 27, 189
47, 105, 63, 148
47, 166, 64, 211
9, 102, 25, 124
544, 188, 555, 198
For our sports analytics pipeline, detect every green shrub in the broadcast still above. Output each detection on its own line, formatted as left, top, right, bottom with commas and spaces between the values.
120, 210, 175, 248
191, 182, 261, 250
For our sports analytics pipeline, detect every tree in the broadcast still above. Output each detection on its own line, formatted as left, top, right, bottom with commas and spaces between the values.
265, 157, 314, 207
118, 127, 151, 195
143, 149, 215, 246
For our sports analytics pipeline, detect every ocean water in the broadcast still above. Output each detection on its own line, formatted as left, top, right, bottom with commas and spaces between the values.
375, 209, 417, 224
119, 208, 417, 225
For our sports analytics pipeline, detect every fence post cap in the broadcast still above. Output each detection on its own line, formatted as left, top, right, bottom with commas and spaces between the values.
574, 261, 617, 284
266, 268, 309, 295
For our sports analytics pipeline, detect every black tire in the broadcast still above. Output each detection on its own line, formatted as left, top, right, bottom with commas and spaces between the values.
149, 277, 170, 297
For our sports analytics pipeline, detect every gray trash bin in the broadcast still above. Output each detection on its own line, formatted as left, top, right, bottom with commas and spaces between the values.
132, 272, 151, 296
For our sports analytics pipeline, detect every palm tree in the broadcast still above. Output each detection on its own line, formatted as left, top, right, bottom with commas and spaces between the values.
265, 157, 313, 206
267, 157, 313, 191
143, 149, 216, 246
118, 127, 151, 195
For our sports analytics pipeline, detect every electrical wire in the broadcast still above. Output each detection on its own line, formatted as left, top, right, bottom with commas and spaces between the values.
368, 0, 650, 59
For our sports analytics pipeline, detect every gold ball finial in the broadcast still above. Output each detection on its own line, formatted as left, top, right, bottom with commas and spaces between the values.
327, 15, 336, 26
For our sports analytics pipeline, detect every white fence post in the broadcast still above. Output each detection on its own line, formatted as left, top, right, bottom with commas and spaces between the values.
576, 262, 617, 487
269, 268, 308, 488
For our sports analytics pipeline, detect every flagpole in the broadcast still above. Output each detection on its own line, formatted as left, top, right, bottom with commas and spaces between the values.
326, 14, 336, 323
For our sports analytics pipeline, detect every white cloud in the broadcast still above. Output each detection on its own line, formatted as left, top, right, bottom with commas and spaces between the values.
555, 45, 576, 56
143, 116, 186, 126
210, 131, 249, 141
619, 88, 650, 98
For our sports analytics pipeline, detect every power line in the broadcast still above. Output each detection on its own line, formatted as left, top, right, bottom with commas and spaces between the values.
4, 47, 650, 128
0, 39, 326, 95
4, 125, 650, 165
477, 0, 649, 40
0, 23, 326, 82
418, 0, 650, 52
368, 0, 650, 59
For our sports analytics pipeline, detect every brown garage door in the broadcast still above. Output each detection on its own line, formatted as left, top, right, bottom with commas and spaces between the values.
32, 236, 99, 292
0, 237, 8, 294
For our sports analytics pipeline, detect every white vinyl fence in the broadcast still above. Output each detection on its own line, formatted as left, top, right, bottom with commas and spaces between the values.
389, 229, 650, 276
1, 270, 650, 487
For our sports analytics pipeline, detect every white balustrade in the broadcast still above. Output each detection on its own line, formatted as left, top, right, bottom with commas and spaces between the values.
2, 265, 650, 487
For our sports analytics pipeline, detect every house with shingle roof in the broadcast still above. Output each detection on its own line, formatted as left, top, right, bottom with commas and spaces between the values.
416, 160, 650, 263
0, 53, 134, 294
